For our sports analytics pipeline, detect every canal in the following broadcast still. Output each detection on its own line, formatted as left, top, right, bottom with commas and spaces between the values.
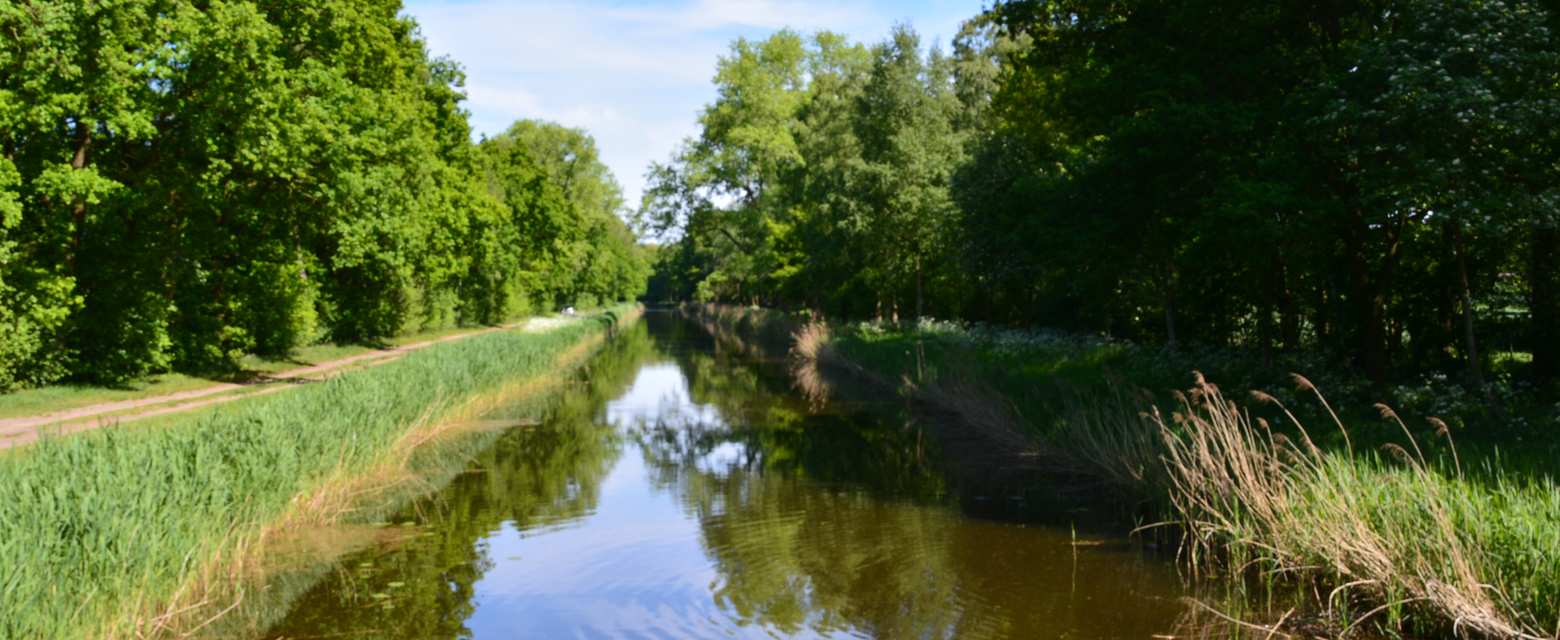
261, 311, 1214, 639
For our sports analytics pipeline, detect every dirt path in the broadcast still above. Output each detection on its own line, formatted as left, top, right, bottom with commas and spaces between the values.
0, 317, 570, 449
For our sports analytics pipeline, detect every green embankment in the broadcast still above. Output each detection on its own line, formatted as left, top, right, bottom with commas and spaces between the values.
685, 304, 1560, 639
0, 325, 500, 421
0, 305, 636, 639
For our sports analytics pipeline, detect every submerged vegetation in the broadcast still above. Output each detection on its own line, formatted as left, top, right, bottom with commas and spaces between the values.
0, 307, 634, 639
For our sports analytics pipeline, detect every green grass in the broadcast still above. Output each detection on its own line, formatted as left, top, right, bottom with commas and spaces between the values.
1159, 384, 1560, 637
0, 305, 634, 639
828, 321, 1560, 472
697, 305, 1560, 637
0, 324, 518, 420
0, 374, 223, 420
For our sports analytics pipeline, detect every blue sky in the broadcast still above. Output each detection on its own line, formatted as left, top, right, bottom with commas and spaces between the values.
400, 0, 988, 208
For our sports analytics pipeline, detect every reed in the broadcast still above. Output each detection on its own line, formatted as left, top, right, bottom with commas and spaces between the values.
1158, 376, 1560, 638
0, 306, 636, 639
770, 307, 1560, 639
789, 321, 836, 406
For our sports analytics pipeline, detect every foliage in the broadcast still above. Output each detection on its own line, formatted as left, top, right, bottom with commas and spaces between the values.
485, 121, 650, 312
0, 0, 646, 390
644, 0, 1560, 397
756, 301, 1560, 637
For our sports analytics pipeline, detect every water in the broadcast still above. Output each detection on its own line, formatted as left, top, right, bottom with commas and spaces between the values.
261, 313, 1214, 639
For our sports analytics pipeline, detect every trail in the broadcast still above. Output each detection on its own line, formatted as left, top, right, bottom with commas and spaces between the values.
0, 317, 572, 450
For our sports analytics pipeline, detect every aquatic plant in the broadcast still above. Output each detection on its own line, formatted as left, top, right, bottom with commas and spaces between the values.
1159, 376, 1560, 639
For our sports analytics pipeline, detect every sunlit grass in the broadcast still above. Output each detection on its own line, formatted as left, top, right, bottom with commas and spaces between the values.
0, 323, 529, 420
1159, 380, 1560, 637
703, 304, 1560, 638
0, 374, 224, 420
0, 306, 633, 639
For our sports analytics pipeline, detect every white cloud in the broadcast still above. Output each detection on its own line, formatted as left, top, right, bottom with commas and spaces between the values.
412, 2, 721, 83
404, 0, 985, 208
464, 85, 543, 115
557, 104, 624, 129
605, 0, 878, 32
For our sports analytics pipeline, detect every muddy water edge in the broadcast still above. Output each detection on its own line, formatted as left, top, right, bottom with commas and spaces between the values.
244, 310, 1271, 639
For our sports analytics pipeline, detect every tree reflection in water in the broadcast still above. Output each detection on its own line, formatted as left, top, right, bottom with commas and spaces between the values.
263, 314, 1207, 639
631, 340, 1191, 639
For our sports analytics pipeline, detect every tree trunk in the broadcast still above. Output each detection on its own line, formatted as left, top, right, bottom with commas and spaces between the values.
1363, 294, 1389, 385
1258, 302, 1274, 367
1164, 261, 1179, 350
1345, 221, 1393, 386
68, 123, 93, 276
1277, 259, 1300, 350
1441, 282, 1459, 364
1388, 315, 1405, 361
1531, 224, 1558, 381
1315, 285, 1332, 345
915, 257, 924, 321
1452, 225, 1493, 404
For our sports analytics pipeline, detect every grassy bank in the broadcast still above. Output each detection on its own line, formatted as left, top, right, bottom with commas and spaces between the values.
0, 321, 540, 421
824, 317, 1560, 468
0, 305, 638, 639
689, 305, 1560, 638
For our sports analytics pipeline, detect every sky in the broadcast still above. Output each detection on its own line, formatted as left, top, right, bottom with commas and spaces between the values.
400, 0, 988, 210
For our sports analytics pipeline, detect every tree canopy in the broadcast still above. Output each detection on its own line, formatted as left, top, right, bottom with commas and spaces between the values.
644, 0, 1560, 388
0, 0, 646, 389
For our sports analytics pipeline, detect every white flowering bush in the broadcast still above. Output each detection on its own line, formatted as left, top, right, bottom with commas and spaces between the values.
836, 314, 1560, 452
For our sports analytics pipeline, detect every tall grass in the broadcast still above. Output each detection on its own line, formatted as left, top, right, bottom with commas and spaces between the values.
0, 306, 635, 639
1159, 375, 1560, 638
754, 305, 1560, 638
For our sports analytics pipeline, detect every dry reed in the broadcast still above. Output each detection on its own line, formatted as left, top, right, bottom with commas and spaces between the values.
1157, 375, 1548, 639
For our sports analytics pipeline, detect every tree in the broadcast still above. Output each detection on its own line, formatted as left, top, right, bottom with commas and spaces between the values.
0, 0, 646, 388
844, 26, 964, 319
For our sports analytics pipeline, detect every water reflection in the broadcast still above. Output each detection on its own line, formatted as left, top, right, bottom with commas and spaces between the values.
262, 313, 1200, 639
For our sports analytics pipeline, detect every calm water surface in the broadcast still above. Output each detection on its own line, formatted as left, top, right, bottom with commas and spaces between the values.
262, 313, 1208, 639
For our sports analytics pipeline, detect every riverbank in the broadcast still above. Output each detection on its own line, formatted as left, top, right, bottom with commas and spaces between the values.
0, 317, 598, 449
681, 304, 1560, 639
0, 311, 616, 423
0, 305, 639, 639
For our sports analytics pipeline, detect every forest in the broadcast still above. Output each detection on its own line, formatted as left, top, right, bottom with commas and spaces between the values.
0, 0, 647, 391
643, 0, 1560, 392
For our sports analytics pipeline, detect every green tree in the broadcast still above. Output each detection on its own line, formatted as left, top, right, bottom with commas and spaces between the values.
844, 27, 964, 319
0, 0, 646, 389
1310, 0, 1560, 388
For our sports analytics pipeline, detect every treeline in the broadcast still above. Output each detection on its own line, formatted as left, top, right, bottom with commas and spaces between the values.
643, 0, 1560, 386
0, 1, 646, 390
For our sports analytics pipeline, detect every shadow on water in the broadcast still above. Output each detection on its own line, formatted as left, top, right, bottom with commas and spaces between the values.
255, 311, 1258, 639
